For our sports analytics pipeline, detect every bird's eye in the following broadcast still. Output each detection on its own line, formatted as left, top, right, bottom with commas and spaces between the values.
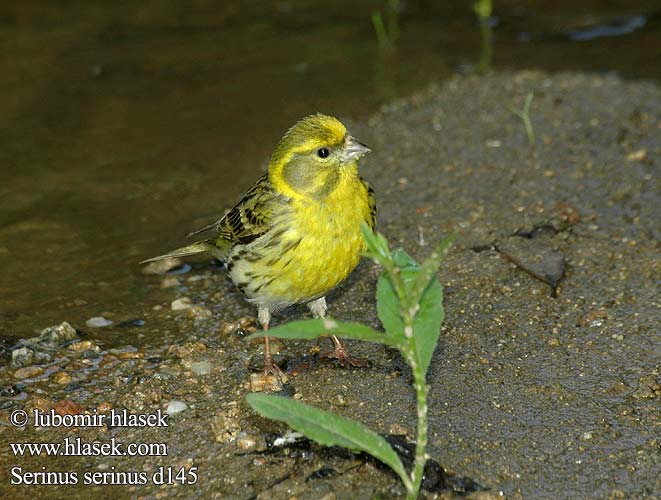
317, 148, 330, 158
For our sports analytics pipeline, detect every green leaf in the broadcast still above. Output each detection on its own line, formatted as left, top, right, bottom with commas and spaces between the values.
391, 248, 418, 270
411, 234, 454, 304
412, 277, 445, 376
376, 273, 404, 340
247, 394, 411, 489
361, 224, 391, 265
247, 318, 403, 348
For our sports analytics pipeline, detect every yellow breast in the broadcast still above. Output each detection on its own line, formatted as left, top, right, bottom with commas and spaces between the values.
231, 170, 370, 310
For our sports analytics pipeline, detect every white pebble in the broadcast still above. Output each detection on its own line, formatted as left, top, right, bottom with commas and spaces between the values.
190, 361, 212, 376
166, 400, 188, 415
171, 297, 193, 310
86, 317, 113, 328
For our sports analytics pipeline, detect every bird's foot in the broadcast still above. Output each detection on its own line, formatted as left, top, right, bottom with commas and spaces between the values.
319, 347, 369, 368
248, 356, 288, 393
263, 355, 285, 378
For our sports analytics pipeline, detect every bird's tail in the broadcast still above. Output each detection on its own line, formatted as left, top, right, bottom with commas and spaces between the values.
140, 241, 211, 264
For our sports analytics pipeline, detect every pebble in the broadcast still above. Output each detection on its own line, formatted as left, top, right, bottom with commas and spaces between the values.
220, 317, 257, 335
97, 402, 113, 412
389, 423, 409, 436
68, 340, 100, 352
86, 317, 113, 328
118, 351, 144, 360
142, 257, 182, 275
161, 276, 180, 288
53, 372, 72, 385
53, 399, 86, 416
189, 361, 212, 376
187, 306, 213, 321
11, 347, 35, 368
248, 373, 288, 392
30, 397, 53, 412
211, 407, 241, 443
547, 337, 560, 347
236, 433, 258, 452
13, 366, 45, 379
166, 400, 189, 415
171, 297, 193, 310
36, 322, 78, 343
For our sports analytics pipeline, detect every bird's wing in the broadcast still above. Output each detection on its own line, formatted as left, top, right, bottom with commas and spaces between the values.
187, 174, 283, 254
362, 177, 377, 230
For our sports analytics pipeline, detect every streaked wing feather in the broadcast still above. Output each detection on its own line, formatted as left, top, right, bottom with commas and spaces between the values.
363, 178, 377, 230
187, 174, 281, 254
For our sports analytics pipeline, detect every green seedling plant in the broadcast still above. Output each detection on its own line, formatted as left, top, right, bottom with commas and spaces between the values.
246, 225, 453, 499
371, 0, 400, 49
472, 0, 493, 73
509, 91, 536, 147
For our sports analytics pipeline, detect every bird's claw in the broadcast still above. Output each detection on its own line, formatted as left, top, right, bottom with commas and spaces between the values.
263, 356, 285, 378
319, 348, 369, 368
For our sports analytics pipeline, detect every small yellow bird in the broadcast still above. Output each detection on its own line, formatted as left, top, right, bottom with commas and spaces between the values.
143, 114, 376, 375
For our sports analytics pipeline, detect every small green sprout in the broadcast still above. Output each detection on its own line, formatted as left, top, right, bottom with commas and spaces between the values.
473, 0, 493, 73
246, 225, 454, 499
509, 91, 536, 147
371, 0, 400, 50
472, 0, 492, 22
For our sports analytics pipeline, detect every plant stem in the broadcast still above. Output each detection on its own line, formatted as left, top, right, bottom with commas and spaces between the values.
406, 351, 428, 499
509, 91, 535, 147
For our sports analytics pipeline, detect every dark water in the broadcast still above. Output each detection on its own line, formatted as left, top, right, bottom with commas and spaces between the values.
1, 0, 659, 342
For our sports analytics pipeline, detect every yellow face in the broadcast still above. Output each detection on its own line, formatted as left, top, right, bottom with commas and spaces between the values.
269, 114, 370, 197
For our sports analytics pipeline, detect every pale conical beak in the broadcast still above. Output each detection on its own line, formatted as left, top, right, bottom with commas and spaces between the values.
342, 136, 371, 161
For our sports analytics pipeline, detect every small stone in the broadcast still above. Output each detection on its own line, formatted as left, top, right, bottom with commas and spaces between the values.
97, 402, 113, 412
36, 322, 78, 343
13, 366, 44, 379
220, 317, 257, 335
53, 372, 72, 385
236, 434, 258, 452
11, 347, 35, 368
626, 148, 647, 162
53, 399, 86, 416
547, 337, 560, 347
581, 431, 593, 440
633, 375, 660, 399
161, 276, 180, 288
189, 361, 212, 376
388, 423, 409, 436
142, 257, 183, 275
68, 340, 100, 352
30, 397, 53, 412
171, 297, 193, 311
118, 351, 144, 360
86, 317, 113, 328
166, 400, 188, 415
187, 306, 213, 321
248, 373, 288, 392
211, 412, 241, 443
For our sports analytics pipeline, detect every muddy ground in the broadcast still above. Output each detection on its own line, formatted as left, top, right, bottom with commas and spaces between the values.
1, 71, 659, 499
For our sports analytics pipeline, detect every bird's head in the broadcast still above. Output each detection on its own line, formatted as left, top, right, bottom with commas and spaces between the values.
269, 114, 371, 198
